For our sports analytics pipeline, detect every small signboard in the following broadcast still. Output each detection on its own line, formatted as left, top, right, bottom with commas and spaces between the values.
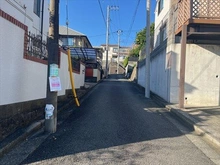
50, 64, 59, 77
49, 77, 61, 91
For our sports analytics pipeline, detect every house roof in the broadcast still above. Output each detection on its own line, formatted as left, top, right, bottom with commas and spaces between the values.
128, 57, 138, 62
100, 44, 131, 49
59, 26, 85, 36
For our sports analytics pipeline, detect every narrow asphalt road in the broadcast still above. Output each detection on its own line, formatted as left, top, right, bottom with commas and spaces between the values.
3, 76, 217, 164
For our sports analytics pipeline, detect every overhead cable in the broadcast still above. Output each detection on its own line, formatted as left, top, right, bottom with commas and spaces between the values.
97, 0, 107, 27
125, 0, 141, 46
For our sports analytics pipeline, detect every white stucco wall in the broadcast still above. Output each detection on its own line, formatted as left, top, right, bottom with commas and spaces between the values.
137, 62, 146, 88
0, 18, 85, 106
0, 18, 47, 105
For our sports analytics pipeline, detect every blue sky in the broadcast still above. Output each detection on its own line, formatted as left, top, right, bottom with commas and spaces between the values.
59, 0, 156, 47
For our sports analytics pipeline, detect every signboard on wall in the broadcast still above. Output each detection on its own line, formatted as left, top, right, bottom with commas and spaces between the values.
49, 77, 61, 91
50, 64, 59, 77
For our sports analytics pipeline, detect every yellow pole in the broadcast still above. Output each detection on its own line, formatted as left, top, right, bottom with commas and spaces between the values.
67, 48, 80, 107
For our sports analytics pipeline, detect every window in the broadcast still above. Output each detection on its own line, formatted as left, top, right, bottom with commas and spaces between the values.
34, 0, 41, 17
158, 0, 164, 15
160, 23, 167, 43
113, 48, 118, 53
120, 49, 127, 53
68, 38, 75, 46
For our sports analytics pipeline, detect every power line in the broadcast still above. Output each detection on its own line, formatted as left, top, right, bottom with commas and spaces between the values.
111, 0, 120, 31
97, 1, 120, 44
111, 0, 121, 44
97, 0, 106, 27
125, 0, 141, 46
88, 33, 106, 38
109, 6, 120, 44
109, 25, 117, 43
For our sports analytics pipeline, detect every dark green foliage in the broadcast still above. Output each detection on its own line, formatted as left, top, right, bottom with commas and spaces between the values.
129, 23, 155, 57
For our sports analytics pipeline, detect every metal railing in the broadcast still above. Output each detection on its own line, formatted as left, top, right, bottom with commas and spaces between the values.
27, 31, 48, 60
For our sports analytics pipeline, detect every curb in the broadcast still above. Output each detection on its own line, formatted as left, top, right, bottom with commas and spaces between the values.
150, 92, 220, 150
166, 105, 220, 149
0, 120, 44, 158
0, 83, 98, 158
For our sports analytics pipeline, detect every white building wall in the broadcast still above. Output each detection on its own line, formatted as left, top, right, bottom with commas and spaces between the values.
154, 0, 171, 48
101, 46, 111, 68
147, 0, 220, 106
92, 69, 101, 81
0, 0, 49, 40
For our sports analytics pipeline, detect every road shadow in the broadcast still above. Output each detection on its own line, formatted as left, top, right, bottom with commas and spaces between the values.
21, 80, 193, 164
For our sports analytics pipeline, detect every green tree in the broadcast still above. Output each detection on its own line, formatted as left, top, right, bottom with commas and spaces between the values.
129, 23, 155, 57
123, 56, 129, 67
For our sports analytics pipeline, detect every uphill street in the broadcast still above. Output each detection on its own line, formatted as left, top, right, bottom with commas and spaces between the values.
1, 76, 219, 165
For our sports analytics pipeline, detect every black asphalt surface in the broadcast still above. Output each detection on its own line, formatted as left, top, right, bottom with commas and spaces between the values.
18, 75, 214, 164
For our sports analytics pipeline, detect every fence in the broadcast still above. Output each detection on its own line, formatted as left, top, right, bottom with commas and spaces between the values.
177, 0, 220, 30
27, 31, 48, 60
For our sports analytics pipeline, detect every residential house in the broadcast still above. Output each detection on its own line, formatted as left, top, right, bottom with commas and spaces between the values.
138, 0, 220, 107
101, 44, 131, 74
59, 26, 103, 82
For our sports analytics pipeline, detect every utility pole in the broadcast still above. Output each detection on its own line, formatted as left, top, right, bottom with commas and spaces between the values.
145, 0, 150, 98
40, 0, 45, 54
45, 0, 59, 133
105, 6, 119, 78
117, 30, 122, 74
105, 6, 110, 78
179, 25, 187, 108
